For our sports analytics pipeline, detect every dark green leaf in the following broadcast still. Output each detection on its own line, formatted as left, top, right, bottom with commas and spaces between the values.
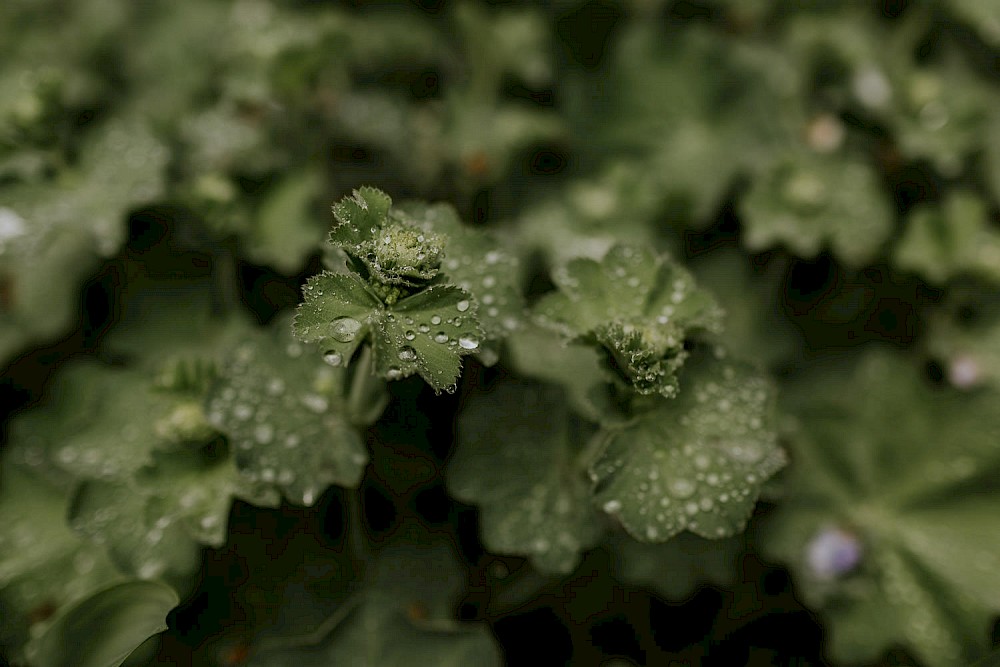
448, 380, 605, 573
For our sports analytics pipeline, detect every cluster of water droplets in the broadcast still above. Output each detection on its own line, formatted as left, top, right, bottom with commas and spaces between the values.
594, 362, 784, 541
205, 340, 368, 505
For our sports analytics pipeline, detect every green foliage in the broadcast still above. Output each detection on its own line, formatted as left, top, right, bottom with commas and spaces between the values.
31, 581, 178, 667
761, 350, 1000, 666
3, 1, 1000, 665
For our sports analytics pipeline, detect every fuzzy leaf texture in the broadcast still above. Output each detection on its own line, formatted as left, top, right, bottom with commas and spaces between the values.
760, 350, 1000, 666
591, 353, 785, 542
534, 244, 723, 398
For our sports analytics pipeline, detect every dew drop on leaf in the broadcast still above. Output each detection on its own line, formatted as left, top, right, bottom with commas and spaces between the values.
329, 316, 362, 343
434, 332, 449, 344
668, 478, 696, 499
458, 334, 480, 350
398, 346, 417, 362
323, 351, 343, 367
386, 366, 403, 380
806, 526, 863, 580
456, 299, 470, 312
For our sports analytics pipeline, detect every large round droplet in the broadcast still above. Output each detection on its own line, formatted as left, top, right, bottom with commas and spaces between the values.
398, 346, 417, 362
386, 366, 403, 380
323, 351, 343, 366
458, 334, 479, 350
667, 478, 696, 499
434, 332, 449, 344
456, 299, 470, 312
329, 316, 362, 343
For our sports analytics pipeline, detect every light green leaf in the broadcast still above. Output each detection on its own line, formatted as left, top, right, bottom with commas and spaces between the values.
760, 349, 1000, 666
741, 149, 893, 266
448, 380, 605, 573
294, 272, 483, 393
608, 531, 742, 601
0, 465, 121, 658
534, 244, 723, 398
896, 192, 1000, 286
591, 353, 785, 542
207, 324, 375, 505
31, 580, 178, 667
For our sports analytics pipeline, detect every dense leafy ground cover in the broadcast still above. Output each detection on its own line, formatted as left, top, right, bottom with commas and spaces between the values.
2, 1, 1000, 665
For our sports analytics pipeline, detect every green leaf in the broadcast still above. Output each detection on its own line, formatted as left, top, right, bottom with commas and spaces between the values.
396, 201, 525, 347
759, 349, 1000, 666
31, 580, 178, 667
608, 531, 742, 601
896, 192, 1000, 286
294, 272, 484, 393
740, 149, 893, 266
207, 324, 376, 505
0, 465, 121, 658
8, 361, 206, 482
534, 244, 723, 398
246, 166, 326, 274
448, 379, 605, 573
68, 478, 202, 585
591, 353, 785, 542
247, 532, 501, 667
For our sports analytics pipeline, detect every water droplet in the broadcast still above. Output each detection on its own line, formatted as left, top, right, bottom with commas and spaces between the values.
234, 404, 253, 421
301, 394, 328, 413
458, 334, 479, 350
200, 515, 219, 530
430, 315, 442, 325
434, 332, 449, 344
404, 330, 416, 341
398, 346, 417, 362
329, 316, 362, 343
668, 478, 696, 499
323, 350, 343, 366
284, 434, 300, 449
603, 499, 622, 513
267, 378, 285, 395
386, 366, 403, 380
456, 299, 470, 312
254, 424, 274, 444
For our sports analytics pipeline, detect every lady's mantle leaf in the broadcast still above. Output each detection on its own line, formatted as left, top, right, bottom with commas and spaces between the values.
534, 244, 723, 398
294, 272, 483, 393
740, 149, 893, 266
591, 354, 784, 542
760, 350, 1000, 666
447, 380, 605, 573
896, 192, 1000, 286
207, 325, 378, 505
31, 580, 178, 667
0, 465, 120, 658
247, 531, 501, 667
608, 531, 742, 601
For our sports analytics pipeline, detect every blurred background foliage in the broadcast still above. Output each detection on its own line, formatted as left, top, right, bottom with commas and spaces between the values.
2, 0, 1000, 665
